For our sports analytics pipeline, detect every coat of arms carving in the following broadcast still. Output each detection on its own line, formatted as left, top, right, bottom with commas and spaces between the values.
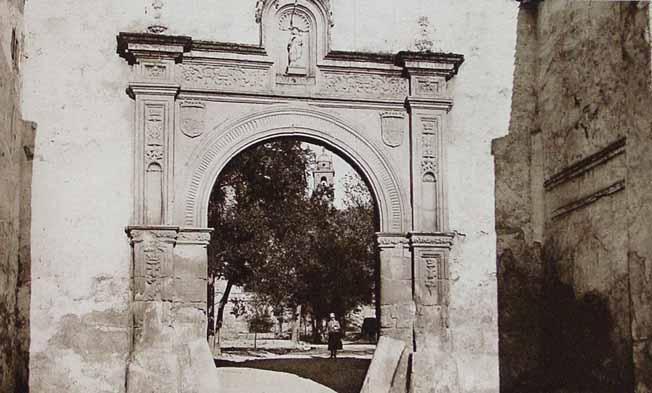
380, 112, 406, 148
179, 101, 206, 138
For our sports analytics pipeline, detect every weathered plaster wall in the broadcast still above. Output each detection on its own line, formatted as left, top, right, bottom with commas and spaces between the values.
0, 0, 33, 392
494, 1, 652, 392
22, 1, 517, 392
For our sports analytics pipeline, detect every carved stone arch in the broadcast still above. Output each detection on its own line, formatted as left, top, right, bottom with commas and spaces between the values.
181, 105, 407, 233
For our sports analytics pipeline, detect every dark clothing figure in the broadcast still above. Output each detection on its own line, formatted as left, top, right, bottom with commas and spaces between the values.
327, 315, 342, 358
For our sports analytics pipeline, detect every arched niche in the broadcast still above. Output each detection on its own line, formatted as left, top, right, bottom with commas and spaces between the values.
258, 0, 332, 77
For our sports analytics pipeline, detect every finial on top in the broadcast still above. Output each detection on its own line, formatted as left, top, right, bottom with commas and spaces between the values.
147, 0, 168, 34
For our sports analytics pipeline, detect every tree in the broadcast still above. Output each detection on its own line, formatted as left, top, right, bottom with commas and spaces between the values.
207, 139, 314, 349
207, 140, 377, 348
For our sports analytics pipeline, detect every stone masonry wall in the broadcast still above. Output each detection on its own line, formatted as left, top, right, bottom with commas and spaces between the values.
494, 1, 652, 392
0, 0, 33, 392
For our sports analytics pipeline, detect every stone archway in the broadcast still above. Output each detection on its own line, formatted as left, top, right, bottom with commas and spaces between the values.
117, 0, 465, 391
182, 105, 406, 233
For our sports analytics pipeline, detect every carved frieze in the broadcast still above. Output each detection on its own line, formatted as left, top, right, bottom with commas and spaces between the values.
376, 234, 409, 248
380, 112, 406, 148
180, 64, 269, 91
177, 230, 212, 244
409, 233, 455, 248
179, 100, 206, 138
320, 72, 408, 99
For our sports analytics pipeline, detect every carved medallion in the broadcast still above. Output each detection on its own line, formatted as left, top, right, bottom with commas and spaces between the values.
179, 100, 206, 138
380, 112, 406, 148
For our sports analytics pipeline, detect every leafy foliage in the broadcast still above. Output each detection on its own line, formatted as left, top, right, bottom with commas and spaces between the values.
207, 138, 376, 341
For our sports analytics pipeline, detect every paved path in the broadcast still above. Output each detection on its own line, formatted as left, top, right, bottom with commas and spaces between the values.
216, 367, 336, 393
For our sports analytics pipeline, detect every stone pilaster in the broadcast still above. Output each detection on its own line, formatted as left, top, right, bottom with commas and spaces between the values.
126, 225, 180, 393
400, 51, 462, 233
376, 233, 413, 346
126, 226, 217, 393
118, 33, 191, 225
409, 231, 459, 393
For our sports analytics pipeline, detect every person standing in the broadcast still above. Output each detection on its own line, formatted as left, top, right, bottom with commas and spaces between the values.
327, 313, 342, 359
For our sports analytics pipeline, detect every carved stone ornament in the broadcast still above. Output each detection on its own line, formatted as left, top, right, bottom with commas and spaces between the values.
415, 16, 434, 52
146, 0, 168, 34
256, 0, 334, 26
179, 100, 206, 138
376, 234, 409, 248
321, 72, 408, 98
409, 233, 455, 248
180, 64, 269, 91
177, 231, 212, 243
380, 112, 406, 148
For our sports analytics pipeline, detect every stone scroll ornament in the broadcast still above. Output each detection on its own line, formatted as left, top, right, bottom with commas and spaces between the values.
179, 101, 206, 138
380, 112, 406, 148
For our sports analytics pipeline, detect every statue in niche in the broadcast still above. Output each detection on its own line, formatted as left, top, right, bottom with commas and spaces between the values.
279, 8, 310, 75
287, 25, 307, 72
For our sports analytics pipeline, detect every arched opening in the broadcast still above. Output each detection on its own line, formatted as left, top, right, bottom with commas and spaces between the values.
205, 136, 380, 393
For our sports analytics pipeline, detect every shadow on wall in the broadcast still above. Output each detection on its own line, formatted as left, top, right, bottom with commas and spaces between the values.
499, 240, 632, 393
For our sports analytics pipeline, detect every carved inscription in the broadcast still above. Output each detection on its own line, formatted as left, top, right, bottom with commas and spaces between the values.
180, 64, 268, 91
321, 72, 408, 98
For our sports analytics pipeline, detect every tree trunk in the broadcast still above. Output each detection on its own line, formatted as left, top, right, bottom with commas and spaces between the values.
207, 272, 216, 340
291, 305, 302, 344
214, 280, 234, 356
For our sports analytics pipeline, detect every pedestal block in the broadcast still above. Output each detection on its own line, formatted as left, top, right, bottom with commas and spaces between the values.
126, 226, 217, 393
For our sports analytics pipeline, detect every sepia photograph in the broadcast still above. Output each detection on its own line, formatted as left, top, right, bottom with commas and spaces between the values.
0, 0, 650, 392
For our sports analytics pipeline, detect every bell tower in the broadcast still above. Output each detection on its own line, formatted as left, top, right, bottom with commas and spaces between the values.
313, 147, 334, 190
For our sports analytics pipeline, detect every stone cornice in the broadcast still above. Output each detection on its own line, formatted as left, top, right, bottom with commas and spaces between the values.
324, 50, 397, 65
406, 96, 453, 112
397, 51, 464, 80
408, 232, 455, 248
127, 83, 180, 99
117, 33, 192, 64
192, 40, 267, 56
117, 32, 465, 82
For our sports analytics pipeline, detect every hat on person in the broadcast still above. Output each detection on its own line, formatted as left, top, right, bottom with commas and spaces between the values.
329, 313, 335, 318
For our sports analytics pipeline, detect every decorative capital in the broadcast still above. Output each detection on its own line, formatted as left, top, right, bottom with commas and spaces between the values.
376, 233, 409, 249
177, 227, 213, 245
408, 232, 455, 249
126, 225, 179, 244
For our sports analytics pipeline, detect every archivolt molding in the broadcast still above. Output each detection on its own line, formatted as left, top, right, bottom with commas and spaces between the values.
182, 106, 406, 232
